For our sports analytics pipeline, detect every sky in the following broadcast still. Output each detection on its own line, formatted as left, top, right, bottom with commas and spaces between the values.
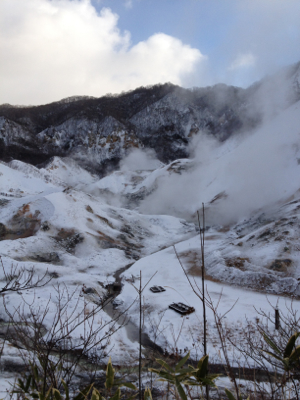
0, 0, 300, 105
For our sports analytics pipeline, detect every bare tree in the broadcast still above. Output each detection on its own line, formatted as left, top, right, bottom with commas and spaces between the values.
173, 204, 241, 400
226, 299, 300, 399
197, 206, 207, 359
147, 310, 168, 389
131, 270, 157, 400
0, 256, 51, 296
3, 283, 126, 395
205, 290, 240, 400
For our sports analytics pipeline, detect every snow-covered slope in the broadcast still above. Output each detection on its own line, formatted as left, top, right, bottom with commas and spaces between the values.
1, 65, 300, 390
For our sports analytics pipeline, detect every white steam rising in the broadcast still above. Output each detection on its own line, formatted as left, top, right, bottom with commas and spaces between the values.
120, 148, 163, 171
139, 100, 300, 225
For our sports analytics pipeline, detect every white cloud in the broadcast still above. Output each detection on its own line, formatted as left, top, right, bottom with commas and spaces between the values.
0, 0, 205, 105
124, 0, 133, 9
229, 53, 256, 71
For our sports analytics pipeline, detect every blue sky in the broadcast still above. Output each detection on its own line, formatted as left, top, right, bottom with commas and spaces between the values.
92, 0, 300, 84
1, 0, 300, 105
92, 0, 237, 54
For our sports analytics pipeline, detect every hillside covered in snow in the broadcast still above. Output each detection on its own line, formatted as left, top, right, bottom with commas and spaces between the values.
1, 62, 300, 396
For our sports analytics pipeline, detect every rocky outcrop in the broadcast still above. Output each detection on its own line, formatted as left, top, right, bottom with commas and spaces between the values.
0, 204, 41, 240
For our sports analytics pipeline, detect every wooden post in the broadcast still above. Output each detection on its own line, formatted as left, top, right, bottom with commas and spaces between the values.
198, 204, 209, 400
275, 308, 280, 330
139, 270, 142, 400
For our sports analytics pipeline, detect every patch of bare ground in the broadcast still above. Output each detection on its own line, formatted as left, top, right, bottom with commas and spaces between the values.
225, 257, 250, 271
85, 229, 142, 260
53, 228, 84, 253
95, 214, 115, 229
177, 249, 222, 283
217, 226, 231, 233
177, 249, 300, 297
205, 234, 222, 240
268, 258, 292, 272
0, 203, 41, 240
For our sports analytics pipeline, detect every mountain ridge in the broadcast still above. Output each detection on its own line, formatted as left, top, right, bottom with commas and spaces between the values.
1, 62, 300, 175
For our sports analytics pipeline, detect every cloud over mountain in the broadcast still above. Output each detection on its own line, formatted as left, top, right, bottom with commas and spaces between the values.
0, 0, 205, 105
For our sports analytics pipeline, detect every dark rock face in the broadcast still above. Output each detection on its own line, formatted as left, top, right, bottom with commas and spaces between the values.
29, 252, 61, 264
54, 229, 84, 254
1, 62, 299, 174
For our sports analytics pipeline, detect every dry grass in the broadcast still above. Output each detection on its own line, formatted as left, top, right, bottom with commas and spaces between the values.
225, 257, 250, 271
176, 249, 222, 283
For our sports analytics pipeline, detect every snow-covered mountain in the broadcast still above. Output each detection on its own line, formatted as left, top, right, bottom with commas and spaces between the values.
1, 63, 300, 391
1, 62, 300, 174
